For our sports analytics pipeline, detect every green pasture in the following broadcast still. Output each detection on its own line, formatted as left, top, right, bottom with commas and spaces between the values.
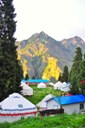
25, 85, 64, 104
0, 114, 85, 128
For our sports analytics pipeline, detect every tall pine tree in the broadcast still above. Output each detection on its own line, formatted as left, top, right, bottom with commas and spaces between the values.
80, 53, 85, 80
69, 47, 82, 94
62, 65, 69, 82
58, 73, 62, 82
79, 53, 85, 94
0, 0, 23, 100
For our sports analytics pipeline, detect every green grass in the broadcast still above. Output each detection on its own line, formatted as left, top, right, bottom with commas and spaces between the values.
0, 114, 85, 128
25, 85, 63, 104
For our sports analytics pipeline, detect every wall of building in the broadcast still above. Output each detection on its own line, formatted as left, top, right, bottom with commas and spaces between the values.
62, 103, 85, 114
47, 100, 60, 109
47, 100, 85, 114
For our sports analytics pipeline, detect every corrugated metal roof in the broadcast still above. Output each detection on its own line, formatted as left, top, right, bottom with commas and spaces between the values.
53, 94, 85, 105
27, 79, 49, 83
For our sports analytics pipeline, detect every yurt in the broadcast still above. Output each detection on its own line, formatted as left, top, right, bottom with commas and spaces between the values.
42, 94, 54, 101
61, 86, 70, 92
62, 82, 67, 87
0, 93, 37, 122
21, 79, 27, 84
49, 82, 54, 86
37, 101, 46, 110
36, 94, 54, 110
54, 81, 62, 90
37, 82, 46, 88
20, 83, 33, 96
60, 82, 70, 92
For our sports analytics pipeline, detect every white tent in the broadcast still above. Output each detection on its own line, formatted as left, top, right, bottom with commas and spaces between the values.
49, 82, 54, 86
0, 93, 37, 122
37, 82, 46, 88
37, 101, 46, 110
61, 86, 70, 92
60, 82, 70, 92
42, 94, 54, 101
36, 94, 54, 110
54, 81, 62, 90
62, 82, 67, 87
20, 83, 33, 96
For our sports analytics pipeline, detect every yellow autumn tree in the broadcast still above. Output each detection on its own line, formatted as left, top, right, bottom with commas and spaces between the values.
42, 57, 62, 80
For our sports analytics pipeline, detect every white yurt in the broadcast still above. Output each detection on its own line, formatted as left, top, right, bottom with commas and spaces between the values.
49, 82, 54, 86
36, 94, 54, 110
61, 86, 70, 92
37, 82, 46, 88
54, 81, 62, 90
20, 83, 33, 96
62, 82, 67, 87
60, 82, 70, 92
21, 79, 27, 84
37, 101, 47, 110
0, 93, 37, 122
42, 94, 54, 101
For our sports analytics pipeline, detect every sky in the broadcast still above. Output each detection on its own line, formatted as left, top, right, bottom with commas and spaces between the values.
13, 0, 85, 41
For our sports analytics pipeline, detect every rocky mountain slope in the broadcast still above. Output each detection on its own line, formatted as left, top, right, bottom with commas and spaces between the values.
16, 31, 85, 80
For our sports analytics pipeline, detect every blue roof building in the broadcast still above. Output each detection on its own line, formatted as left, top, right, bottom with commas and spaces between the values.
53, 94, 85, 105
27, 79, 49, 83
42, 94, 85, 114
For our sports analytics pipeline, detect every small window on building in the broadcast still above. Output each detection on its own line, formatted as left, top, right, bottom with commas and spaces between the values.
80, 103, 84, 110
18, 104, 23, 108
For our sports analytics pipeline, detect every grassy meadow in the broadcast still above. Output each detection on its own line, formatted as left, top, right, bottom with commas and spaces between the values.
25, 85, 63, 104
0, 114, 85, 128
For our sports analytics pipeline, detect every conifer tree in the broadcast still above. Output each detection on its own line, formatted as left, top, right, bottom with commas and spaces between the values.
25, 74, 29, 80
69, 47, 82, 94
58, 73, 62, 82
80, 54, 85, 80
62, 65, 69, 82
79, 53, 85, 94
32, 76, 35, 79
0, 0, 23, 100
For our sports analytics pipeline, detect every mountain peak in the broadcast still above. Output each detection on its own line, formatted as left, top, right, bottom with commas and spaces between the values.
39, 31, 46, 35
38, 31, 49, 40
39, 31, 48, 37
74, 36, 83, 41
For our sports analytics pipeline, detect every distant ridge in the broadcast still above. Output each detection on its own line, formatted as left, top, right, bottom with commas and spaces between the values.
16, 32, 85, 80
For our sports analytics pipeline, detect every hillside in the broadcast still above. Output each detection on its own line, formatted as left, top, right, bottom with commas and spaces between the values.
16, 32, 85, 80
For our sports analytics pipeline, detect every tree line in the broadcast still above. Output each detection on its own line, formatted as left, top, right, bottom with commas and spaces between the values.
59, 47, 85, 95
